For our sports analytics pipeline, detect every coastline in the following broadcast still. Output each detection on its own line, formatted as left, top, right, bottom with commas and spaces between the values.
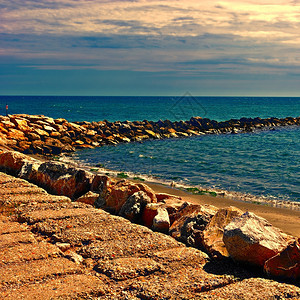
64, 154, 300, 237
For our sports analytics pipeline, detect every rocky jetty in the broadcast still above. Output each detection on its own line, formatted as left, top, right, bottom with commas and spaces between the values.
0, 149, 299, 287
1, 114, 299, 156
1, 169, 300, 299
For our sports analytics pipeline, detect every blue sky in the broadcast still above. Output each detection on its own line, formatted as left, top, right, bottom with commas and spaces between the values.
1, 0, 300, 96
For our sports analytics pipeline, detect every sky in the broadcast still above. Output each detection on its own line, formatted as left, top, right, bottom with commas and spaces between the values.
1, 0, 300, 96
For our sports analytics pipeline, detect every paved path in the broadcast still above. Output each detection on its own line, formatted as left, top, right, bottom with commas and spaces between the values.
1, 172, 299, 299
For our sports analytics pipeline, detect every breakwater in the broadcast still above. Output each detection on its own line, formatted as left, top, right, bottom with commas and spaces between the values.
0, 114, 299, 156
0, 150, 299, 282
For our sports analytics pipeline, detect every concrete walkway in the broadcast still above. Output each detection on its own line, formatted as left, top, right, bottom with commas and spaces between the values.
1, 172, 299, 299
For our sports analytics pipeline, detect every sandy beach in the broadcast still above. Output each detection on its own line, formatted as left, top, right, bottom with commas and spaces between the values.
144, 181, 300, 237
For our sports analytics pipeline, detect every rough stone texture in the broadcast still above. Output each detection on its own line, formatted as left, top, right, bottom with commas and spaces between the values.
0, 257, 82, 285
1, 274, 105, 300
169, 203, 218, 248
95, 257, 162, 280
201, 277, 300, 299
1, 171, 300, 299
1, 114, 300, 156
223, 211, 293, 267
264, 240, 300, 280
105, 180, 157, 213
141, 202, 165, 228
0, 151, 32, 175
76, 190, 100, 206
119, 190, 151, 221
21, 161, 91, 199
152, 207, 170, 233
202, 206, 244, 259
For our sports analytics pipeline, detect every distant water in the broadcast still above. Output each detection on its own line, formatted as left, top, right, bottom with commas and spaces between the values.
1, 95, 300, 202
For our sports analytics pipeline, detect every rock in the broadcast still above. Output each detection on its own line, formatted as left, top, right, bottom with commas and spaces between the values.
153, 207, 170, 233
135, 183, 157, 203
33, 128, 49, 137
156, 193, 182, 202
264, 239, 300, 280
76, 191, 100, 206
169, 203, 217, 248
105, 181, 156, 213
27, 132, 41, 141
142, 203, 164, 228
223, 212, 293, 267
65, 251, 84, 264
202, 206, 243, 259
56, 242, 71, 252
0, 150, 33, 175
159, 198, 185, 224
7, 128, 27, 141
105, 181, 140, 213
10, 118, 31, 132
23, 161, 91, 199
119, 191, 151, 222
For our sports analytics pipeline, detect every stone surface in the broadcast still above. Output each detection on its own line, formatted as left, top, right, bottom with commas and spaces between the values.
0, 165, 300, 298
119, 190, 151, 222
76, 190, 100, 206
223, 211, 293, 267
95, 257, 162, 280
169, 203, 217, 248
202, 206, 244, 259
105, 180, 157, 213
264, 239, 300, 280
152, 207, 170, 233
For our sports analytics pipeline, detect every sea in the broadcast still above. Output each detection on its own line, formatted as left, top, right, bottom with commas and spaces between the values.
1, 95, 300, 203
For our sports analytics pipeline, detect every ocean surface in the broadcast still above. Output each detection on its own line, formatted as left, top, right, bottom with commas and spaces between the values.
1, 95, 300, 202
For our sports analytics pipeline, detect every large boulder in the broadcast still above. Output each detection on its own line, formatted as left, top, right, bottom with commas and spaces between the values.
202, 206, 243, 259
169, 203, 217, 248
21, 161, 91, 199
105, 180, 156, 213
264, 239, 300, 280
0, 150, 34, 175
223, 212, 293, 267
119, 191, 152, 222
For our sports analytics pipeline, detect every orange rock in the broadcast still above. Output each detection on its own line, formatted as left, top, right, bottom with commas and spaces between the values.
202, 206, 243, 259
1, 120, 16, 128
105, 181, 140, 213
142, 203, 164, 228
50, 131, 61, 138
17, 140, 31, 152
7, 128, 27, 141
135, 183, 157, 203
76, 191, 99, 206
27, 132, 41, 141
33, 128, 49, 137
169, 203, 217, 247
0, 124, 8, 134
223, 212, 293, 267
0, 150, 33, 174
10, 118, 31, 132
264, 240, 300, 280
156, 193, 182, 202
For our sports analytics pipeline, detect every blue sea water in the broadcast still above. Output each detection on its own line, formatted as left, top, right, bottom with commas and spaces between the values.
1, 95, 300, 202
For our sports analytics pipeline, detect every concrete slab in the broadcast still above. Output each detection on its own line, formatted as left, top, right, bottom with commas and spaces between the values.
0, 257, 82, 286
0, 241, 62, 264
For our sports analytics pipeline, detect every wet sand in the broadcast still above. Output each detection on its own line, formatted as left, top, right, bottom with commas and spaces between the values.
145, 182, 300, 237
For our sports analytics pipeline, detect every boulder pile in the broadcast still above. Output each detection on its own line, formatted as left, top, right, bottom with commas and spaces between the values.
1, 114, 299, 155
0, 149, 299, 281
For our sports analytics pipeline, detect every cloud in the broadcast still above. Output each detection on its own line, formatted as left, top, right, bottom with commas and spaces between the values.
1, 0, 300, 88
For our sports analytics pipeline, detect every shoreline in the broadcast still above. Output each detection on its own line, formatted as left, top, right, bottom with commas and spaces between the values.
63, 154, 300, 237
